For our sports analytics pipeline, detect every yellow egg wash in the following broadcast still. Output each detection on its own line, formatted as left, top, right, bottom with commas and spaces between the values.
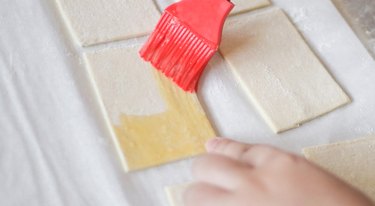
113, 71, 216, 171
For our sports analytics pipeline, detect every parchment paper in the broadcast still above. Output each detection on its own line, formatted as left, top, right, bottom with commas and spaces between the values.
1, 0, 375, 205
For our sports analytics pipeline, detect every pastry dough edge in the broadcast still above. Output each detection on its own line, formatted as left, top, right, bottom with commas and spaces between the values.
53, 0, 86, 47
165, 183, 193, 206
230, 0, 272, 16
222, 57, 282, 133
302, 135, 375, 157
165, 186, 176, 206
82, 52, 130, 172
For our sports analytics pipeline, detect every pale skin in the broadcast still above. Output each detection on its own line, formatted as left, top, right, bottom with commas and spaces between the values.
184, 138, 374, 206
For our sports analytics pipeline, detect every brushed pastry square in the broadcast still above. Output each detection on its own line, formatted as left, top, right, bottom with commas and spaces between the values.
84, 46, 215, 171
55, 0, 160, 46
303, 136, 375, 202
220, 7, 350, 133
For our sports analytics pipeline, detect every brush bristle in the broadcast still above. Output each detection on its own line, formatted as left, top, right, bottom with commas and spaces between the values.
140, 12, 217, 92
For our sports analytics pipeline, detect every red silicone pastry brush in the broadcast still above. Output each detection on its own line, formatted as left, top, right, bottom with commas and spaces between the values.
140, 0, 234, 92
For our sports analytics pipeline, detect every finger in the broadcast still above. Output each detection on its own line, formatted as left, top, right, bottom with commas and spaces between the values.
205, 138, 288, 167
192, 154, 251, 190
205, 137, 253, 160
240, 145, 294, 167
184, 182, 231, 206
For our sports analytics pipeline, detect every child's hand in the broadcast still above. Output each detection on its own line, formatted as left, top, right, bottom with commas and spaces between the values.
184, 138, 373, 206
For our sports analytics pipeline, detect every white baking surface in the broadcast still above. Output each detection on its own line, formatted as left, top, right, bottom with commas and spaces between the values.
1, 0, 375, 205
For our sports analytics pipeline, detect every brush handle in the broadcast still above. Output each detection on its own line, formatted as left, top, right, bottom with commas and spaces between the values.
167, 0, 234, 44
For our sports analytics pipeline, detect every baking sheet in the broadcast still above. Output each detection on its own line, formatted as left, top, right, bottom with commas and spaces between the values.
1, 0, 375, 205
332, 0, 375, 59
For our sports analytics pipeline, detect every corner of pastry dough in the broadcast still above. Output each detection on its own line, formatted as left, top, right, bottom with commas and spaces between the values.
302, 136, 375, 202
165, 183, 192, 206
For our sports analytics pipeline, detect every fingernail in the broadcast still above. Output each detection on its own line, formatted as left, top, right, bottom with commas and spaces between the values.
205, 137, 222, 152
